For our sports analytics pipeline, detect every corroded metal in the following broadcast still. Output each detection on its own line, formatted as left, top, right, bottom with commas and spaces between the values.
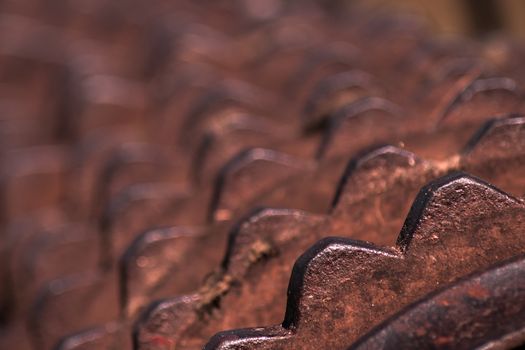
1, 2, 525, 350
204, 173, 525, 349
348, 254, 525, 350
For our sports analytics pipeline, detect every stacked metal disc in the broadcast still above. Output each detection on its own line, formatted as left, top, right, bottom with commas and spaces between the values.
0, 1, 524, 349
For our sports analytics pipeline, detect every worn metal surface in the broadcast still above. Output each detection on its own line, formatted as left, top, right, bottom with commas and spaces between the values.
204, 173, 525, 349
0, 1, 525, 350
348, 254, 525, 350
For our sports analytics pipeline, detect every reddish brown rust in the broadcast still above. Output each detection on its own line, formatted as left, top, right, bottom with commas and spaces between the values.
1, 2, 525, 350
349, 254, 525, 350
204, 173, 525, 349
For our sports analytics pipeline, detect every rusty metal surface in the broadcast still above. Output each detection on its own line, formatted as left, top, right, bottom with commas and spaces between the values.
0, 1, 524, 350
132, 115, 525, 349
203, 173, 525, 349
348, 254, 525, 350
139, 171, 525, 350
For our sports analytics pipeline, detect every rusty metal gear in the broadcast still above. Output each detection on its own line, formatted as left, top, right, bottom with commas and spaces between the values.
0, 2, 525, 350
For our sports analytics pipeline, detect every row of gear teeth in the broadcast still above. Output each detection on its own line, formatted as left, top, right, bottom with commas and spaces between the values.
0, 1, 524, 350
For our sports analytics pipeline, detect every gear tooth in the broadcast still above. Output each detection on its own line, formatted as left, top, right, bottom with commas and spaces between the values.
433, 57, 485, 84
134, 294, 201, 350
99, 183, 188, 267
181, 80, 273, 142
282, 237, 399, 330
316, 96, 403, 159
13, 222, 98, 306
207, 148, 311, 223
460, 114, 525, 194
302, 70, 375, 131
189, 114, 282, 185
331, 144, 423, 210
205, 326, 291, 350
94, 143, 172, 221
28, 271, 117, 350
286, 45, 358, 102
222, 207, 323, 271
396, 171, 521, 251
55, 321, 125, 350
72, 129, 144, 216
119, 226, 199, 318
436, 75, 523, 125
463, 113, 525, 155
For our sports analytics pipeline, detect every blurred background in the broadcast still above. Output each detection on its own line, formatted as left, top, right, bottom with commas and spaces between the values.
323, 0, 525, 39
2, 0, 525, 38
